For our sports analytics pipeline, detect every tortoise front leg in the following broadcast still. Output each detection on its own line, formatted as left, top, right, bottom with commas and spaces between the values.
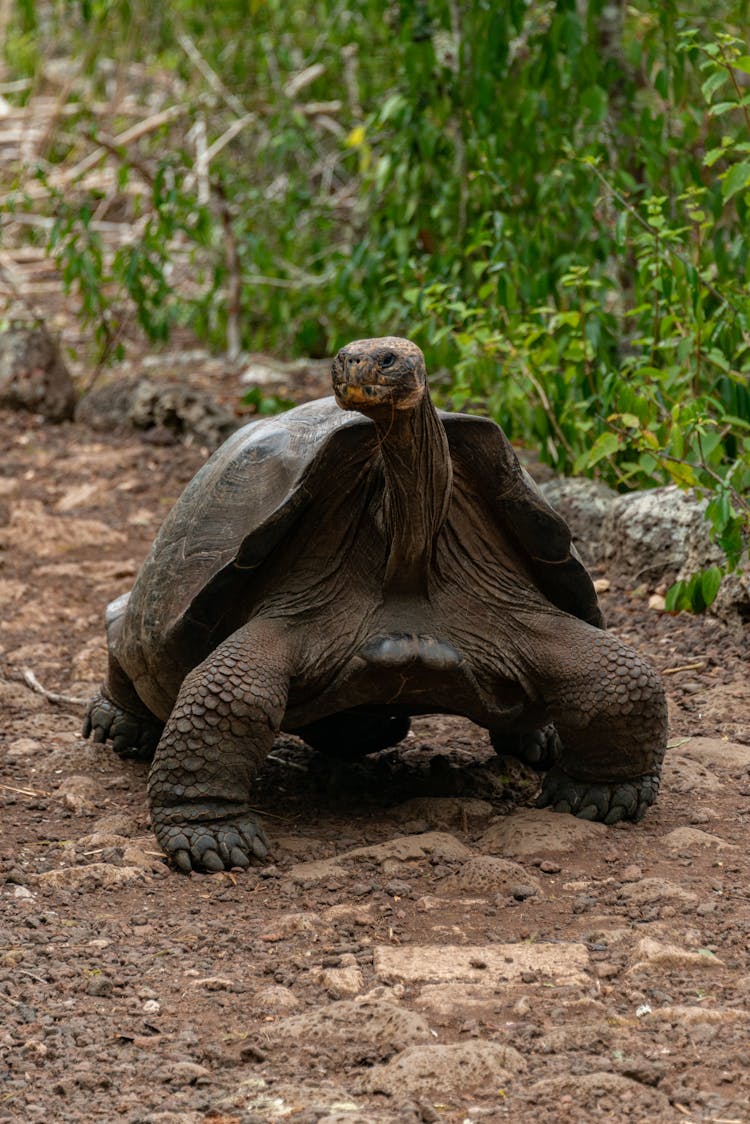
148, 622, 293, 873
83, 652, 164, 762
527, 617, 668, 823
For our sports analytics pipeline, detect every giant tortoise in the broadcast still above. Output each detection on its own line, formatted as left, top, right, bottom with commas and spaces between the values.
84, 337, 668, 873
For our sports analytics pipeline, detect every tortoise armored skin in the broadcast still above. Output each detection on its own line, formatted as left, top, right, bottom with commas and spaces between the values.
84, 337, 668, 873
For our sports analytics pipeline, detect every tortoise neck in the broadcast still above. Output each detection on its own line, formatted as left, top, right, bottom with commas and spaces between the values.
372, 395, 452, 597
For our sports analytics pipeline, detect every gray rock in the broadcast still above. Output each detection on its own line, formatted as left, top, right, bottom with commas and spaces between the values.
602, 485, 709, 580
544, 478, 750, 620
523, 1072, 671, 1115
0, 324, 75, 421
540, 477, 617, 564
361, 1040, 525, 1097
270, 996, 432, 1053
437, 855, 542, 898
76, 375, 239, 447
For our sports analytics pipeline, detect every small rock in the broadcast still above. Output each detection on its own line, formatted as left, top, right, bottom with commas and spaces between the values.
621, 864, 642, 882
511, 883, 538, 901
56, 775, 99, 814
523, 1071, 671, 1115
270, 996, 431, 1052
35, 864, 147, 890
190, 977, 236, 991
438, 856, 541, 899
648, 593, 666, 611
0, 324, 75, 421
661, 826, 735, 852
321, 902, 376, 926
385, 880, 412, 898
480, 809, 606, 858
361, 1040, 525, 1097
143, 999, 161, 1014
628, 938, 724, 975
7, 737, 40, 759
315, 962, 364, 999
253, 985, 300, 1013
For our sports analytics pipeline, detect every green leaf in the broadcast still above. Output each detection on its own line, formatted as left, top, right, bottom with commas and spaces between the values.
703, 146, 727, 168
665, 461, 697, 487
721, 162, 750, 202
732, 55, 750, 74
664, 580, 689, 612
584, 431, 621, 468
701, 566, 723, 607
701, 69, 727, 101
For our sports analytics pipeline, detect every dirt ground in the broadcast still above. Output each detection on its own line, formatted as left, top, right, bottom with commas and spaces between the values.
2, 400, 750, 1124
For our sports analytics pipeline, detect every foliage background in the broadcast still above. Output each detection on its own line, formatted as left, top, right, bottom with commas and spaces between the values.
2, 0, 750, 604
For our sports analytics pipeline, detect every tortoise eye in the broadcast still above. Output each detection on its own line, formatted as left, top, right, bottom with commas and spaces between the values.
380, 352, 396, 369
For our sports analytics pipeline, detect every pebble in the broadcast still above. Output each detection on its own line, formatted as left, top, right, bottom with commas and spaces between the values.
7, 738, 41, 759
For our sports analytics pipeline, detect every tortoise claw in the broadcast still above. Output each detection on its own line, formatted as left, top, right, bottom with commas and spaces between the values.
83, 691, 162, 762
491, 724, 562, 772
152, 814, 269, 873
537, 766, 659, 824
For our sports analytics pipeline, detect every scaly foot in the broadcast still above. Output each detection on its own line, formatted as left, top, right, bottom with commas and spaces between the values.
150, 806, 269, 873
536, 765, 659, 824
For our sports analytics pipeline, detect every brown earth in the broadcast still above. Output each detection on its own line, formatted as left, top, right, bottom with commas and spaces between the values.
1, 402, 750, 1124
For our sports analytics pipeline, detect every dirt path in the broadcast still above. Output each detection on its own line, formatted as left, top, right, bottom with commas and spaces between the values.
1, 407, 750, 1124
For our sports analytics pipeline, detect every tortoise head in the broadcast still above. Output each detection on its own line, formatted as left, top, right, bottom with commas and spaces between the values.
332, 337, 427, 415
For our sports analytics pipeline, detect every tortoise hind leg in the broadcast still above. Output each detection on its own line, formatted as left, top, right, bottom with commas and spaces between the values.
83, 652, 163, 762
524, 616, 667, 824
294, 711, 411, 760
148, 620, 293, 873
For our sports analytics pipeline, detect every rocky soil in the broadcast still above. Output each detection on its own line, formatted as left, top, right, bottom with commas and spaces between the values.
1, 404, 750, 1124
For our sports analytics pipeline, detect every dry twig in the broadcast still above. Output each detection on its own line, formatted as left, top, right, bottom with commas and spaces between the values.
21, 668, 88, 707
0, 783, 49, 798
662, 661, 707, 676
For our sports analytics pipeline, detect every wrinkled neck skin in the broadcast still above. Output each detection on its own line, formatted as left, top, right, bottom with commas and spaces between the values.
371, 396, 453, 599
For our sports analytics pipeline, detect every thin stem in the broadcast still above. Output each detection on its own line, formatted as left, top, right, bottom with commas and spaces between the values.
718, 44, 750, 136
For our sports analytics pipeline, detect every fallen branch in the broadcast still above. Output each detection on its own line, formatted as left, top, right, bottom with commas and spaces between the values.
21, 668, 88, 707
0, 782, 50, 798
